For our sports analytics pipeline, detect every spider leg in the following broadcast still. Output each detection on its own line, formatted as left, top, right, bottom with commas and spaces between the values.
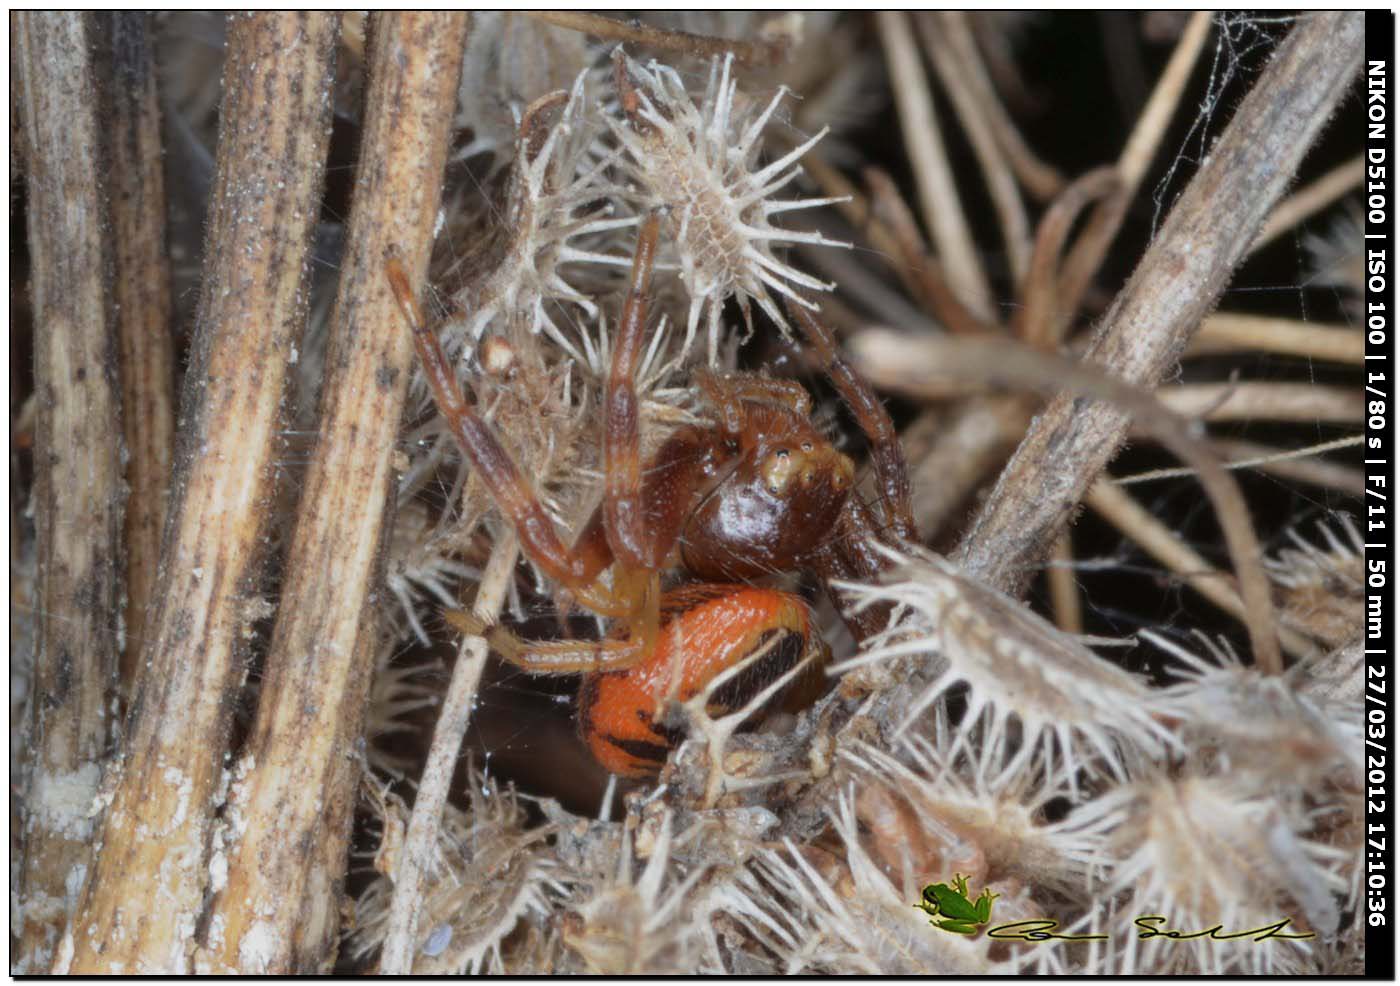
444, 609, 645, 675
389, 257, 597, 591
810, 497, 901, 644
786, 300, 917, 543
602, 210, 661, 572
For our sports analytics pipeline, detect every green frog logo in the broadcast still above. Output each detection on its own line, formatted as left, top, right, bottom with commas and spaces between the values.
915, 874, 998, 935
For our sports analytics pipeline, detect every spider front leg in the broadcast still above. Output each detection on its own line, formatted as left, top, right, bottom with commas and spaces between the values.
387, 257, 597, 593
598, 210, 669, 651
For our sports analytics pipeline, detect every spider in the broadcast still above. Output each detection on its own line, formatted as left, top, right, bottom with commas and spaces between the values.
388, 211, 915, 778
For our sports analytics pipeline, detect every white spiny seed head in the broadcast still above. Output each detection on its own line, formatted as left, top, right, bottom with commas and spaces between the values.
1058, 773, 1343, 974
1263, 513, 1364, 648
561, 811, 709, 973
609, 52, 850, 363
833, 545, 1179, 795
438, 70, 636, 371
383, 500, 477, 646
1145, 629, 1362, 783
842, 736, 1097, 898
350, 769, 557, 973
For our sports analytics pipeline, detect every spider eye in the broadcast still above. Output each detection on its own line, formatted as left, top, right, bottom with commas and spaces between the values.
776, 448, 790, 460
724, 438, 740, 455
801, 442, 813, 453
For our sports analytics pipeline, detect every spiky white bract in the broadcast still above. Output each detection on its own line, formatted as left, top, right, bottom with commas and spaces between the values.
833, 545, 1178, 794
350, 770, 559, 974
1057, 772, 1341, 974
383, 501, 477, 646
559, 811, 710, 974
1144, 629, 1361, 782
438, 71, 636, 373
842, 736, 1097, 898
1263, 513, 1364, 648
609, 53, 849, 363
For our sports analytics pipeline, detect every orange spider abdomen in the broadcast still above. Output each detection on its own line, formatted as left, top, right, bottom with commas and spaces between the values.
577, 584, 826, 778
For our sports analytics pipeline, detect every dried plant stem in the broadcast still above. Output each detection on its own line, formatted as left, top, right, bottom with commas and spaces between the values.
940, 11, 1065, 201
1189, 313, 1364, 364
93, 12, 175, 700
904, 395, 1032, 539
1253, 154, 1364, 252
1058, 11, 1213, 320
15, 12, 122, 971
199, 14, 468, 973
876, 10, 994, 320
1115, 434, 1364, 495
64, 15, 338, 973
381, 532, 519, 974
1046, 533, 1084, 635
1084, 480, 1317, 660
955, 11, 1363, 621
1018, 167, 1122, 348
851, 329, 1283, 671
863, 168, 997, 336
917, 11, 1032, 281
1155, 381, 1361, 424
525, 10, 788, 67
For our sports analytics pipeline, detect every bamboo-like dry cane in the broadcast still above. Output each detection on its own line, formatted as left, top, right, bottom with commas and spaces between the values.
92, 12, 176, 702
196, 13, 469, 974
955, 12, 1364, 608
14, 12, 123, 971
62, 14, 338, 974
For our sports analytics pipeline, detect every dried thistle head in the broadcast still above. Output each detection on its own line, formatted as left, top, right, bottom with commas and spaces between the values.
609, 51, 848, 361
1264, 514, 1364, 649
349, 769, 559, 973
835, 545, 1178, 794
436, 71, 634, 367
1061, 772, 1344, 974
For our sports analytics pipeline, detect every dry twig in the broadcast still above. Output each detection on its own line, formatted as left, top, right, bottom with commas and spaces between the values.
15, 12, 123, 970
1155, 381, 1362, 424
1084, 480, 1317, 660
956, 12, 1363, 621
198, 13, 469, 973
917, 11, 1032, 281
380, 534, 519, 974
64, 14, 338, 973
1189, 313, 1363, 364
876, 10, 994, 319
525, 10, 790, 67
1252, 154, 1364, 252
1057, 11, 1213, 324
852, 329, 1284, 671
